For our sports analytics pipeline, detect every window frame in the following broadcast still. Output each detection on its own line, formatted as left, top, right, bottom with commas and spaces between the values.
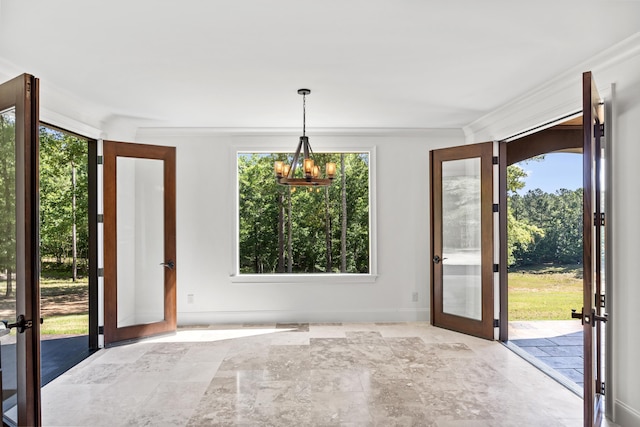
231, 143, 377, 283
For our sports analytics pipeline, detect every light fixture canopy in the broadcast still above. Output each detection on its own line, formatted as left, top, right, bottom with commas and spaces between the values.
275, 89, 336, 186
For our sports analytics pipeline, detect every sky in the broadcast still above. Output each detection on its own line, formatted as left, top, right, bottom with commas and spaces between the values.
517, 152, 583, 194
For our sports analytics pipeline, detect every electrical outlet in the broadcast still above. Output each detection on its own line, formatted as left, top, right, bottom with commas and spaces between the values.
412, 292, 419, 302
187, 294, 194, 304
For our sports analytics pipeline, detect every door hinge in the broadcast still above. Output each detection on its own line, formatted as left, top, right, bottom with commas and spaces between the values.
493, 319, 500, 328
97, 214, 104, 223
601, 381, 605, 395
98, 268, 104, 277
595, 123, 605, 138
97, 155, 103, 165
493, 204, 499, 213
597, 294, 605, 308
493, 264, 499, 273
492, 156, 499, 165
594, 212, 605, 226
98, 326, 104, 335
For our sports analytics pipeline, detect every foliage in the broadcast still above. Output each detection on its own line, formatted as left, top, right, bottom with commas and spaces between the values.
0, 113, 16, 292
506, 164, 544, 265
39, 126, 89, 268
238, 153, 369, 274
442, 175, 481, 250
510, 188, 583, 266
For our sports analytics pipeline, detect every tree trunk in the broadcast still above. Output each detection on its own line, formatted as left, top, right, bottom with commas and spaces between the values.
340, 154, 347, 273
324, 186, 332, 272
5, 268, 11, 298
287, 187, 293, 273
71, 163, 77, 282
1, 149, 13, 297
277, 191, 285, 273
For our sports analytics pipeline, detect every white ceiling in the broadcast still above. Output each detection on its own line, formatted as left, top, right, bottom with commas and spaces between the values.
1, 0, 639, 131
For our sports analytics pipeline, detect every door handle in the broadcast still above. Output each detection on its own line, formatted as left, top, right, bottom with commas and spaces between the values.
592, 310, 608, 324
160, 260, 175, 270
433, 256, 447, 264
2, 314, 33, 334
572, 308, 608, 326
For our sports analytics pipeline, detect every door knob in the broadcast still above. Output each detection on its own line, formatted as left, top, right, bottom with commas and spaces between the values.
160, 260, 175, 270
433, 256, 447, 264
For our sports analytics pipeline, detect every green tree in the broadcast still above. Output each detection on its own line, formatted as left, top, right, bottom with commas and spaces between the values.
507, 164, 544, 266
39, 127, 88, 279
0, 113, 16, 296
237, 152, 370, 274
512, 187, 582, 265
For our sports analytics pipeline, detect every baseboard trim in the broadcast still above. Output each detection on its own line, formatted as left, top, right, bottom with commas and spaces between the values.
177, 308, 429, 325
615, 399, 640, 426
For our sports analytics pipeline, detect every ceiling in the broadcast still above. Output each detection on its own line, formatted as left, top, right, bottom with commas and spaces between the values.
1, 1, 639, 131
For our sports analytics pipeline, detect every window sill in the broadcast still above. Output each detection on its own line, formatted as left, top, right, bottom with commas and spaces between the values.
229, 274, 378, 284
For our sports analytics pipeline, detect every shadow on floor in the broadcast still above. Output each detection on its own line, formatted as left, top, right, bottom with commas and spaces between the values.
2, 335, 95, 391
41, 335, 95, 386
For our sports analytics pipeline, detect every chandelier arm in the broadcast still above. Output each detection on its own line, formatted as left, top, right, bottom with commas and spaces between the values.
289, 137, 304, 177
302, 136, 309, 162
306, 139, 316, 161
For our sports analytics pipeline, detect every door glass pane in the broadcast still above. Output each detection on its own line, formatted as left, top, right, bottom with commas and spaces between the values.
0, 109, 18, 422
116, 157, 164, 328
441, 157, 482, 320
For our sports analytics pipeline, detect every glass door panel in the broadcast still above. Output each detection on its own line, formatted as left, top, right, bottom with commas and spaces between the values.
0, 109, 18, 424
431, 142, 494, 340
0, 74, 41, 426
441, 158, 482, 320
103, 141, 176, 346
116, 157, 165, 328
582, 71, 607, 427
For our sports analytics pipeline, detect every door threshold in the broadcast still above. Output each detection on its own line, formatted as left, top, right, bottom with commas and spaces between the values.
502, 340, 583, 398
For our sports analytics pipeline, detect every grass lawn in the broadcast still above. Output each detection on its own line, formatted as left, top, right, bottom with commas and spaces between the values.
40, 276, 89, 335
0, 269, 89, 335
509, 264, 582, 320
41, 313, 88, 335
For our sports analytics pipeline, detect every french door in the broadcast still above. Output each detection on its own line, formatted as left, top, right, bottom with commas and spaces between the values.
103, 141, 177, 346
430, 141, 496, 340
0, 74, 41, 425
581, 71, 607, 427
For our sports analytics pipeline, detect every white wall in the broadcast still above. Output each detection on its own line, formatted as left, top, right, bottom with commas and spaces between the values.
464, 33, 640, 427
134, 129, 464, 324
608, 54, 640, 426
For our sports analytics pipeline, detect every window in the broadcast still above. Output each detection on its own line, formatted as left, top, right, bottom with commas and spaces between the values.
236, 151, 373, 278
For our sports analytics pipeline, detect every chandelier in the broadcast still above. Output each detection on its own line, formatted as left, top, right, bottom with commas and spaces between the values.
274, 89, 336, 186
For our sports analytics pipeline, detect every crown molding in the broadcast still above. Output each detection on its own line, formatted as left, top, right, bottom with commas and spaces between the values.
136, 126, 464, 139
463, 32, 640, 143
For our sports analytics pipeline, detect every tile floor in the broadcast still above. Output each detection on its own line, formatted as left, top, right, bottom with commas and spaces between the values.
509, 320, 585, 392
40, 322, 590, 426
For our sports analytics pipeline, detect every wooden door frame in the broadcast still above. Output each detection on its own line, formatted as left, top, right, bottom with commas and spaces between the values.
0, 74, 41, 426
582, 70, 605, 427
496, 71, 607, 426
40, 122, 100, 351
430, 141, 495, 340
498, 122, 583, 341
103, 141, 177, 345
